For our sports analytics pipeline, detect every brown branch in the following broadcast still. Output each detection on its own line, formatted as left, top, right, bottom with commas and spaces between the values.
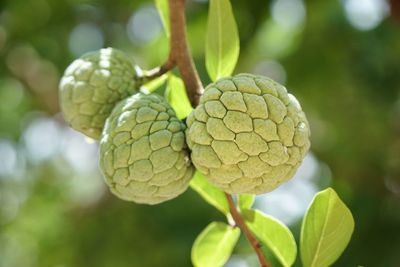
225, 193, 271, 267
141, 57, 175, 82
141, 0, 203, 106
168, 0, 204, 107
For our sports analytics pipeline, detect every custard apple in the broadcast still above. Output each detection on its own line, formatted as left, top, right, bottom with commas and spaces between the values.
186, 73, 310, 194
99, 93, 194, 204
59, 48, 142, 139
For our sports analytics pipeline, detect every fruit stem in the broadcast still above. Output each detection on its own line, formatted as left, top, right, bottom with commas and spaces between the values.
141, 57, 175, 83
225, 193, 271, 267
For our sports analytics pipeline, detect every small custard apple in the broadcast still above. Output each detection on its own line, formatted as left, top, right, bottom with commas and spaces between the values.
186, 73, 310, 194
99, 93, 194, 204
59, 48, 142, 139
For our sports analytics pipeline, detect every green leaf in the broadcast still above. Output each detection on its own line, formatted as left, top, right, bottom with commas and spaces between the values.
242, 209, 297, 267
165, 74, 193, 119
190, 171, 229, 215
238, 194, 255, 210
205, 0, 240, 81
142, 73, 168, 92
300, 188, 355, 267
192, 222, 240, 267
155, 0, 170, 37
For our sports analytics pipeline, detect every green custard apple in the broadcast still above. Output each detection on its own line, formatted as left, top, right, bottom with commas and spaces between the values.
59, 48, 142, 139
99, 93, 194, 204
186, 73, 310, 194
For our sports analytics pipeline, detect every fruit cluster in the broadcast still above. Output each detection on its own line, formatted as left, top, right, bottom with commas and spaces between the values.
59, 48, 310, 205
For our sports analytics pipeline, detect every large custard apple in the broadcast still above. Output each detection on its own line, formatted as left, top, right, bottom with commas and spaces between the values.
186, 73, 310, 194
59, 48, 142, 139
99, 93, 194, 204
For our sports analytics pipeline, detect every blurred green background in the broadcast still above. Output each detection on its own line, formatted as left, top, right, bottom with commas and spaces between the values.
0, 0, 399, 266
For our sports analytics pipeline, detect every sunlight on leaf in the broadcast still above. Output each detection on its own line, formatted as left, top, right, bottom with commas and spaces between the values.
238, 194, 255, 210
165, 74, 192, 119
192, 221, 240, 267
242, 209, 297, 267
205, 0, 240, 81
190, 171, 229, 215
300, 188, 355, 267
155, 0, 170, 37
142, 73, 168, 92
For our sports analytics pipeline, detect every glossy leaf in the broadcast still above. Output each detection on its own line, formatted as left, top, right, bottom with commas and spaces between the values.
242, 209, 297, 267
142, 73, 168, 92
190, 171, 229, 215
155, 0, 170, 37
238, 194, 255, 210
300, 188, 355, 267
205, 0, 239, 81
192, 222, 240, 267
165, 74, 192, 119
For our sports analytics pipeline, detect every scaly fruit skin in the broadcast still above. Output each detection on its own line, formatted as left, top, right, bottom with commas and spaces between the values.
59, 48, 141, 139
99, 93, 194, 205
186, 73, 310, 194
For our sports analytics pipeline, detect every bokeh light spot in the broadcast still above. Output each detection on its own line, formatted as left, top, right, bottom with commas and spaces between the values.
0, 140, 18, 178
271, 0, 306, 30
126, 5, 162, 44
69, 23, 104, 57
22, 116, 62, 163
343, 0, 390, 31
253, 60, 287, 84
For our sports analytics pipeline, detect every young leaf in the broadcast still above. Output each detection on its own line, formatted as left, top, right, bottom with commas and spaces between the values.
190, 171, 229, 215
165, 74, 193, 119
142, 73, 168, 92
300, 187, 355, 267
242, 209, 297, 267
205, 0, 240, 81
238, 194, 255, 210
155, 0, 170, 37
192, 222, 240, 267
